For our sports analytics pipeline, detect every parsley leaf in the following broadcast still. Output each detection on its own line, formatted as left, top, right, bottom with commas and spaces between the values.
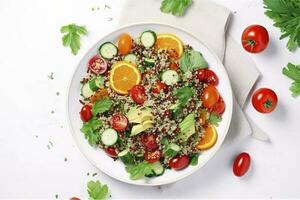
282, 62, 300, 97
190, 153, 199, 166
173, 86, 195, 106
160, 0, 193, 16
208, 112, 222, 127
80, 117, 102, 146
87, 180, 109, 200
179, 50, 208, 73
125, 161, 153, 180
60, 23, 87, 55
263, 0, 300, 51
92, 97, 113, 115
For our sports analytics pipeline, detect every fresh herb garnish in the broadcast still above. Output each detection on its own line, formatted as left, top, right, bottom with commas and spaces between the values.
263, 0, 300, 51
173, 86, 195, 106
80, 117, 102, 146
208, 112, 222, 127
282, 63, 300, 97
87, 180, 109, 200
179, 49, 208, 73
92, 97, 113, 115
160, 0, 193, 16
190, 153, 199, 166
125, 161, 153, 180
60, 23, 87, 55
48, 72, 54, 80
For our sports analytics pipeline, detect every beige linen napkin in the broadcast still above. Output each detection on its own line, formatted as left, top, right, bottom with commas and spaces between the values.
119, 0, 268, 142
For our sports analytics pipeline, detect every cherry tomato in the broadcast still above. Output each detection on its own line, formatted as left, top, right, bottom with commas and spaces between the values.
80, 105, 92, 122
197, 69, 206, 81
144, 150, 161, 163
241, 25, 269, 53
210, 96, 225, 115
205, 69, 219, 86
170, 63, 179, 71
118, 33, 132, 55
88, 55, 107, 74
70, 197, 80, 200
110, 113, 128, 131
169, 155, 190, 170
199, 110, 207, 126
233, 152, 251, 177
252, 88, 278, 113
201, 85, 219, 109
104, 147, 118, 158
130, 85, 147, 105
141, 133, 159, 150
152, 81, 168, 94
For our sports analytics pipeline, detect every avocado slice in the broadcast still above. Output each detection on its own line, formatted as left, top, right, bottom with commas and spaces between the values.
127, 107, 153, 124
130, 120, 154, 136
178, 113, 196, 141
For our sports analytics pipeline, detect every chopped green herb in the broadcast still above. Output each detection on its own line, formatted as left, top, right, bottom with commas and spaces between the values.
55, 194, 58, 199
179, 49, 208, 73
92, 172, 98, 177
173, 86, 195, 107
80, 117, 102, 146
282, 63, 300, 97
92, 97, 113, 115
87, 172, 90, 176
48, 72, 54, 80
87, 180, 109, 200
208, 112, 222, 127
51, 110, 55, 114
160, 0, 193, 16
104, 4, 111, 9
56, 92, 60, 96
64, 157, 67, 162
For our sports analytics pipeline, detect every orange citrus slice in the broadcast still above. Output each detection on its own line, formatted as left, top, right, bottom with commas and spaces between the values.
196, 124, 218, 150
155, 34, 184, 59
109, 61, 141, 95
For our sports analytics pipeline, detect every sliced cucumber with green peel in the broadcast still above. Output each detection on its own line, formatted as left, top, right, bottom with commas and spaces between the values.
118, 149, 134, 165
164, 143, 181, 158
124, 53, 137, 65
151, 162, 165, 176
89, 76, 104, 91
143, 58, 155, 67
140, 30, 157, 48
81, 82, 94, 98
99, 42, 118, 60
161, 70, 179, 85
101, 129, 118, 146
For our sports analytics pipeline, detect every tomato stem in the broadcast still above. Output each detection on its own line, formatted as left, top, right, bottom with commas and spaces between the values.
263, 100, 272, 108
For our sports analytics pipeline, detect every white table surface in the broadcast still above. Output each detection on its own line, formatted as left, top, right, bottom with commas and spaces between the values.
0, 0, 299, 199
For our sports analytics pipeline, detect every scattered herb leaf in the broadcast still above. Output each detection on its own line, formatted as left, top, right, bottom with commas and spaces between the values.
125, 161, 153, 180
92, 172, 98, 177
160, 0, 193, 16
282, 62, 300, 97
64, 157, 67, 162
80, 117, 102, 146
92, 97, 113, 115
48, 72, 54, 80
87, 180, 109, 200
173, 86, 195, 107
179, 50, 208, 73
55, 194, 58, 199
208, 112, 222, 127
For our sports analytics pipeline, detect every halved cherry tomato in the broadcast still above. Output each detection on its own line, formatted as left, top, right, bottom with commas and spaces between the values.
141, 133, 158, 150
169, 155, 190, 170
201, 85, 219, 108
205, 69, 219, 86
241, 25, 269, 53
118, 33, 132, 55
152, 81, 168, 94
144, 150, 161, 163
70, 197, 80, 200
130, 85, 146, 105
110, 113, 128, 131
170, 63, 179, 71
80, 105, 92, 122
88, 55, 107, 74
252, 88, 278, 113
210, 96, 225, 115
104, 147, 118, 158
233, 152, 251, 177
197, 69, 206, 81
199, 110, 207, 126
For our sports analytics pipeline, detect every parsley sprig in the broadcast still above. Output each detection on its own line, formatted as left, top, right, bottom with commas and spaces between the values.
263, 0, 300, 51
282, 63, 300, 97
87, 180, 109, 200
80, 117, 102, 146
125, 161, 153, 180
160, 0, 193, 16
60, 23, 87, 55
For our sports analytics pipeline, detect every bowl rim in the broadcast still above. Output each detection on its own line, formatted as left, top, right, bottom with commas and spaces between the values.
66, 22, 233, 186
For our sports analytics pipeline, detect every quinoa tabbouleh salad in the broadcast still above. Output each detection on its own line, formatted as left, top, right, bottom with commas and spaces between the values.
79, 30, 226, 180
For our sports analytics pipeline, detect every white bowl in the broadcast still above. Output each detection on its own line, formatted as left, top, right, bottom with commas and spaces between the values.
67, 23, 233, 186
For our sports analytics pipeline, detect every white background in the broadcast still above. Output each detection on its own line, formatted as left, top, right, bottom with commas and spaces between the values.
0, 0, 299, 199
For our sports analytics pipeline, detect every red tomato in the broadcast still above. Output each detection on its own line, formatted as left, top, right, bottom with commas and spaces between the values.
110, 113, 128, 131
201, 85, 220, 108
144, 150, 161, 163
141, 133, 158, 150
104, 147, 118, 158
170, 63, 179, 71
241, 25, 269, 53
70, 197, 80, 200
152, 81, 168, 94
252, 88, 278, 113
233, 152, 251, 177
197, 69, 206, 81
130, 85, 147, 105
80, 105, 92, 122
210, 96, 225, 115
88, 55, 107, 74
205, 69, 219, 86
169, 155, 190, 170
118, 33, 132, 55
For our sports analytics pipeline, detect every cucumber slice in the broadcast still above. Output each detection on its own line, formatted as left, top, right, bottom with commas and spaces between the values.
140, 30, 157, 48
151, 162, 165, 176
99, 42, 118, 60
89, 76, 104, 91
124, 54, 137, 65
118, 149, 134, 165
143, 58, 155, 67
101, 129, 118, 146
164, 143, 181, 158
161, 70, 179, 85
81, 83, 94, 98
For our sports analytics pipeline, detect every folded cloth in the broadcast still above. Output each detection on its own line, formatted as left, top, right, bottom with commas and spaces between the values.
118, 0, 265, 143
